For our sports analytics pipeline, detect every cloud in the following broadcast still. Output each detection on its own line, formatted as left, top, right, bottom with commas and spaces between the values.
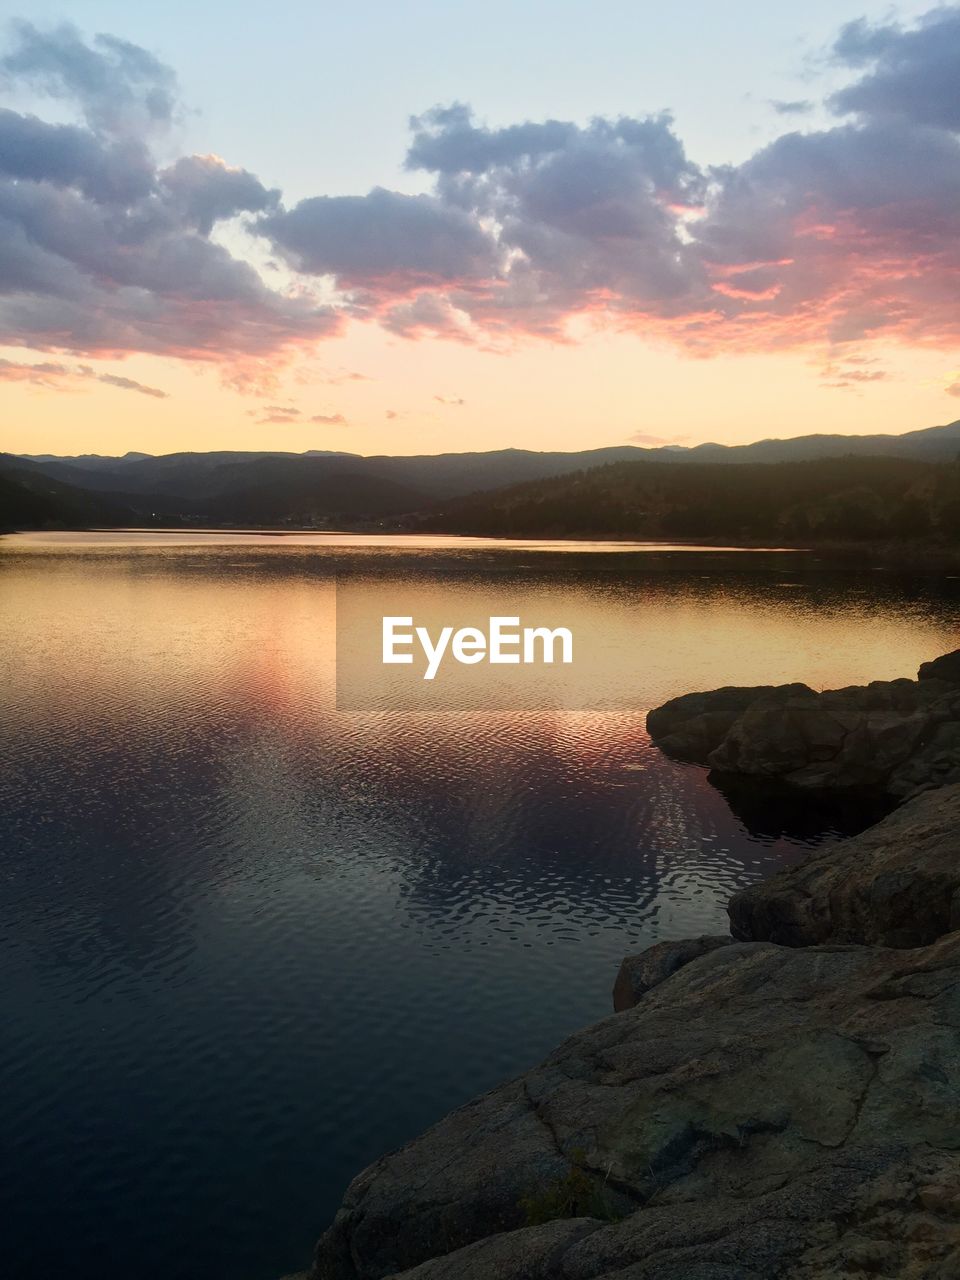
93, 371, 168, 397
769, 99, 813, 115
0, 24, 337, 373
946, 381, 960, 398
3, 9, 960, 381
406, 102, 698, 192
694, 107, 960, 350
379, 291, 477, 341
0, 21, 178, 137
0, 356, 168, 395
404, 104, 581, 175
820, 366, 889, 385
434, 394, 465, 406
160, 154, 278, 235
262, 6, 959, 358
247, 403, 301, 423
316, 369, 368, 385
627, 431, 690, 446
254, 103, 707, 342
245, 401, 346, 424
259, 186, 498, 288
0, 106, 154, 202
830, 10, 960, 129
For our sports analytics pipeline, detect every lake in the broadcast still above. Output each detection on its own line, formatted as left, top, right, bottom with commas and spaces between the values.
2, 532, 959, 1279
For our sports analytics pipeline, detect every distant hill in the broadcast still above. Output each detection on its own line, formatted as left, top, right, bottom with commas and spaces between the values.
5, 445, 665, 505
9, 416, 960, 503
681, 418, 960, 465
0, 466, 148, 531
3, 418, 960, 533
198, 459, 430, 524
420, 455, 960, 544
0, 456, 430, 530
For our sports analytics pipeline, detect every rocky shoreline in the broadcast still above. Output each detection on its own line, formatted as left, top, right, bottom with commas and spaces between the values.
645, 650, 960, 800
291, 653, 960, 1280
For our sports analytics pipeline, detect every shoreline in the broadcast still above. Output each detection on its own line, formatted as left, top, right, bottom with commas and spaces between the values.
292, 651, 960, 1280
4, 525, 960, 571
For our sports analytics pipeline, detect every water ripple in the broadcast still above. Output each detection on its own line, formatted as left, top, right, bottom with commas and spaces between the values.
1, 540, 958, 1279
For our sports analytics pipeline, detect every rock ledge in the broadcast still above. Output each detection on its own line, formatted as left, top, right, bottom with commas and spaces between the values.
645, 650, 960, 799
302, 780, 960, 1280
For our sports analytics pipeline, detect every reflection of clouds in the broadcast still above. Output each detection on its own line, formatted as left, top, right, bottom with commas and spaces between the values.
3, 545, 960, 983
11, 538, 959, 1280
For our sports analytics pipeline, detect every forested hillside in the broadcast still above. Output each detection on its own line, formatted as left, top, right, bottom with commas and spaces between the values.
420, 457, 960, 543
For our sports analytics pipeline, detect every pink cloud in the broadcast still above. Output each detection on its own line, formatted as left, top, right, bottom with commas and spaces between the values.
0, 357, 168, 397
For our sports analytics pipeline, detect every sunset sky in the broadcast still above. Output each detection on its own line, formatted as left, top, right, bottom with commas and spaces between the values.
2, 0, 960, 457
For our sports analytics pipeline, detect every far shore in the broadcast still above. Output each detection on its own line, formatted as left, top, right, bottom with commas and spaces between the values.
4, 525, 960, 571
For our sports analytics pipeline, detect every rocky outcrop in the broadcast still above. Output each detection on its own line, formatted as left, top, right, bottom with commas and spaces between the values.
294, 665, 960, 1280
646, 651, 960, 799
643, 684, 810, 762
312, 926, 960, 1279
385, 1152, 960, 1279
612, 935, 732, 1011
920, 650, 960, 684
728, 782, 960, 948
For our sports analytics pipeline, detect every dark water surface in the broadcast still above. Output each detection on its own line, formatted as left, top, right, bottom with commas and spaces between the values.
2, 533, 959, 1279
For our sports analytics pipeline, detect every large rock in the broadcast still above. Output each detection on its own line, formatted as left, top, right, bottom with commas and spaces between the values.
729, 783, 960, 948
645, 655, 960, 798
310, 931, 960, 1279
388, 1153, 960, 1280
709, 678, 960, 797
390, 1219, 600, 1280
612, 936, 732, 1011
919, 648, 960, 684
644, 684, 810, 762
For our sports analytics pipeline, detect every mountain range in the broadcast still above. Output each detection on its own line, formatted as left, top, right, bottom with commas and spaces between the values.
2, 417, 960, 532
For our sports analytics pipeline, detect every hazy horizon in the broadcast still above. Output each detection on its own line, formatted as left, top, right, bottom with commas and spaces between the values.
11, 410, 960, 462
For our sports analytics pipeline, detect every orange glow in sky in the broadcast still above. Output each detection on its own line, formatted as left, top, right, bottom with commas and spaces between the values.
2, 5, 959, 457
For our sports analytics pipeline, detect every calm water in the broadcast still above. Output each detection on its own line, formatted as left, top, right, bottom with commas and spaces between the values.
2, 533, 959, 1280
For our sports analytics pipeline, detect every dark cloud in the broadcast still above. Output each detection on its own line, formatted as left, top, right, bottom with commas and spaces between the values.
311, 412, 346, 424
260, 187, 498, 288
405, 102, 579, 174
256, 105, 705, 340
0, 24, 336, 368
407, 102, 699, 196
0, 21, 178, 137
160, 155, 278, 235
0, 107, 154, 202
402, 105, 706, 335
830, 9, 960, 129
0, 170, 338, 359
